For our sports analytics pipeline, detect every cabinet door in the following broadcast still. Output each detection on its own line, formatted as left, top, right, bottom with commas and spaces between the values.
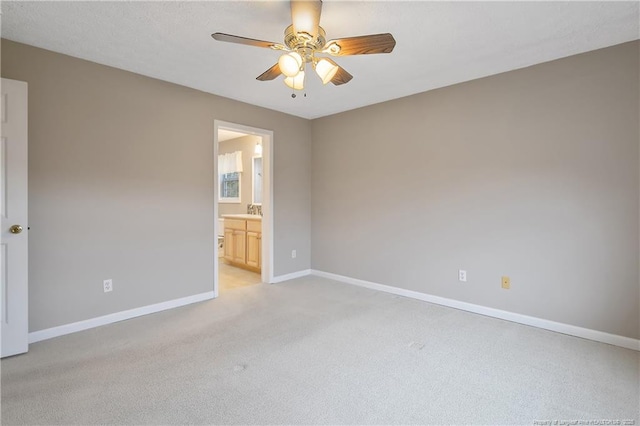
233, 230, 246, 264
257, 233, 262, 269
224, 228, 234, 261
247, 231, 260, 268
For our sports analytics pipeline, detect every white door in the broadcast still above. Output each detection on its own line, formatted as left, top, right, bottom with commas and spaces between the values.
1, 78, 29, 358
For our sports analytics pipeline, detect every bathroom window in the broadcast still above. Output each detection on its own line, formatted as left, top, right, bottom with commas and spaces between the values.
219, 172, 241, 203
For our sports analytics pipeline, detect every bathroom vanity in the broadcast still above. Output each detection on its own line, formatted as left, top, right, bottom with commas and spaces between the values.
221, 214, 262, 273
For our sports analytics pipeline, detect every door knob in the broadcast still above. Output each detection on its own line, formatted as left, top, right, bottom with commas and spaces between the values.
9, 225, 23, 234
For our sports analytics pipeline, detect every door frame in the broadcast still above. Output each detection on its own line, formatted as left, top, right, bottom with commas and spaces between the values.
213, 120, 274, 297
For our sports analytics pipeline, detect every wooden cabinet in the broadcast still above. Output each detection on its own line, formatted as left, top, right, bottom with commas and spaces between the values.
223, 228, 234, 260
232, 230, 246, 264
223, 217, 261, 272
246, 231, 261, 268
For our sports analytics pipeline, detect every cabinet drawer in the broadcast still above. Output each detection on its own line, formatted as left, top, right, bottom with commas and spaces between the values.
224, 219, 246, 230
247, 220, 262, 233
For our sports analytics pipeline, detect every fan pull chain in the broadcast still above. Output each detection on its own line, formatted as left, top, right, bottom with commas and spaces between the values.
303, 64, 307, 97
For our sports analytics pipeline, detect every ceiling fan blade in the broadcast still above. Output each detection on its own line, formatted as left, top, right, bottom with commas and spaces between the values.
291, 0, 322, 39
331, 65, 353, 86
323, 33, 396, 56
256, 63, 282, 81
212, 33, 280, 49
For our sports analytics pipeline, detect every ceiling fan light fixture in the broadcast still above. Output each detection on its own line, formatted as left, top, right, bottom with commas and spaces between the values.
284, 70, 305, 90
278, 52, 303, 77
212, 0, 397, 91
315, 58, 339, 84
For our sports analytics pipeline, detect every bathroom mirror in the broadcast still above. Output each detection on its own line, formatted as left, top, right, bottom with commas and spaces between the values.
252, 156, 263, 205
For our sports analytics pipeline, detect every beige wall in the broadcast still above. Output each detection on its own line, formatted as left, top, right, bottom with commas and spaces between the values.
1, 39, 312, 332
218, 135, 261, 216
311, 41, 640, 339
2, 37, 638, 340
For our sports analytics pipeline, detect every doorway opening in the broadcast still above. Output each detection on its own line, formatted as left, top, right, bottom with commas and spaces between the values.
213, 121, 273, 296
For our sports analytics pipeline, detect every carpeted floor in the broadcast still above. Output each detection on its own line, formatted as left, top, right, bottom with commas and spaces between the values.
1, 276, 638, 425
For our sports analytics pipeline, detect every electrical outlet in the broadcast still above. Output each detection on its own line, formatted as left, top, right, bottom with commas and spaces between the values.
291, 249, 297, 259
458, 270, 467, 282
103, 279, 113, 293
501, 276, 510, 290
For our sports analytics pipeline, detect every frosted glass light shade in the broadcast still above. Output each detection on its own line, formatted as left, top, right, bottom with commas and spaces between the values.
284, 71, 305, 90
315, 58, 339, 84
291, 0, 322, 39
278, 52, 303, 78
254, 143, 262, 155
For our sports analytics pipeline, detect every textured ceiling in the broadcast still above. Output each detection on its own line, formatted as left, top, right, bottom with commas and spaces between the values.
2, 1, 638, 119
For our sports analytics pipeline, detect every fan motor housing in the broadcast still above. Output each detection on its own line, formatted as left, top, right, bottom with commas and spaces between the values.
284, 25, 326, 62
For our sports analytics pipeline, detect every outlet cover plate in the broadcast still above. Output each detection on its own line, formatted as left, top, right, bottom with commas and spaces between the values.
501, 276, 510, 289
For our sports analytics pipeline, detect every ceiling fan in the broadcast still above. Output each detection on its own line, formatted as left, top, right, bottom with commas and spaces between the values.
211, 0, 396, 93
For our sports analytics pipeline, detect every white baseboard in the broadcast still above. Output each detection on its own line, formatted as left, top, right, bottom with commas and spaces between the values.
270, 269, 311, 284
29, 291, 215, 344
311, 270, 639, 351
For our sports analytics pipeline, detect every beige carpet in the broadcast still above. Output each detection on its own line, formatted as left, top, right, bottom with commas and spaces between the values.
1, 276, 638, 425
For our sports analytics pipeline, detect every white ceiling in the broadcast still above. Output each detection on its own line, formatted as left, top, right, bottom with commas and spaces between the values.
2, 1, 638, 119
218, 129, 249, 142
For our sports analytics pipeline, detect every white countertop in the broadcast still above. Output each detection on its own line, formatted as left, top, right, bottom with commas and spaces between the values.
221, 214, 262, 220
